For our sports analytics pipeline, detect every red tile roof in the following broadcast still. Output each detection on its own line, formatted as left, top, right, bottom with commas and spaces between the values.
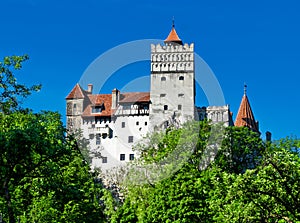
82, 92, 150, 117
67, 84, 150, 117
164, 27, 183, 45
235, 94, 259, 132
119, 92, 150, 103
66, 83, 86, 99
82, 94, 112, 117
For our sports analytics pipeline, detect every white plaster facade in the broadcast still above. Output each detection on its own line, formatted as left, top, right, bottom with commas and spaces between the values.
66, 27, 233, 171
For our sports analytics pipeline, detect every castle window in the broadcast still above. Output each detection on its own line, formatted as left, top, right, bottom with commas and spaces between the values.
120, 154, 125, 161
92, 106, 102, 113
178, 93, 184, 98
123, 104, 131, 110
96, 134, 100, 145
178, 105, 182, 110
73, 104, 77, 113
160, 94, 166, 97
164, 105, 168, 110
179, 76, 184, 81
161, 77, 166, 81
102, 157, 107, 163
129, 154, 134, 161
102, 133, 108, 139
121, 122, 125, 128
128, 136, 134, 143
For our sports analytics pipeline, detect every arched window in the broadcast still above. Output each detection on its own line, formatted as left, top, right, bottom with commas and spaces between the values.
164, 105, 168, 110
179, 76, 184, 81
161, 76, 166, 81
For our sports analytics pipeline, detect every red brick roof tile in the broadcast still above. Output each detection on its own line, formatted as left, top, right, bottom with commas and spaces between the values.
119, 92, 150, 103
66, 84, 86, 99
82, 94, 112, 117
164, 26, 183, 45
235, 94, 259, 132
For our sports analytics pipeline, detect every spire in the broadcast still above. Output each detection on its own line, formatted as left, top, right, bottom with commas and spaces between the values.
164, 19, 183, 45
172, 16, 175, 28
244, 83, 247, 95
235, 85, 259, 133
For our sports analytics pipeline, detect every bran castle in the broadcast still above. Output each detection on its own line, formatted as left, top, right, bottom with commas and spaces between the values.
66, 24, 259, 170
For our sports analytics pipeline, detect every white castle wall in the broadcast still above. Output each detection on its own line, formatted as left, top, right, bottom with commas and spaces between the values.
81, 115, 149, 171
149, 43, 195, 131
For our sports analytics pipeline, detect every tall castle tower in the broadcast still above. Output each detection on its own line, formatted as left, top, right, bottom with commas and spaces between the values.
149, 23, 195, 130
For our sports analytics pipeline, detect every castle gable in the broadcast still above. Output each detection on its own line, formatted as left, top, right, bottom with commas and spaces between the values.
66, 83, 87, 99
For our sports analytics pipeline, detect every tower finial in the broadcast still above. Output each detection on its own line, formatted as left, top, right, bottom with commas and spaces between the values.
172, 16, 175, 28
244, 83, 247, 95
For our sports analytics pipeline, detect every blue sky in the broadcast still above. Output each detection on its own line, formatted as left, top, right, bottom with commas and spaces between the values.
1, 0, 300, 139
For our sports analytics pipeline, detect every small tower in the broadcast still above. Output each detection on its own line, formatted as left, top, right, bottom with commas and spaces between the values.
66, 84, 87, 131
235, 84, 259, 133
149, 22, 195, 130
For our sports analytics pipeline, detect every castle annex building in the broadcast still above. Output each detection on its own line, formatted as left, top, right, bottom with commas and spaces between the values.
66, 24, 259, 170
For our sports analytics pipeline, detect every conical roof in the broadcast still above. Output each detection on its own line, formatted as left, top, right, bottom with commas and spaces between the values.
235, 86, 259, 132
164, 22, 183, 45
66, 83, 86, 99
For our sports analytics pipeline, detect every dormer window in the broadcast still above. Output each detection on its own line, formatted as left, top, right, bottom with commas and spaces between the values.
92, 106, 102, 113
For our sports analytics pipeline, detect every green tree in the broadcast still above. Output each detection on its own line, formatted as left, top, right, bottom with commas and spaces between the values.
0, 55, 41, 114
0, 111, 104, 223
105, 122, 300, 222
216, 126, 264, 173
210, 138, 300, 222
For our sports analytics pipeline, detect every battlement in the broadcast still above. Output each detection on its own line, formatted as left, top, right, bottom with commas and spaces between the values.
151, 43, 194, 53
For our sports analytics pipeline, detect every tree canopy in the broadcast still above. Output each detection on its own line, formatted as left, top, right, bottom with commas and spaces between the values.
0, 55, 41, 114
103, 122, 300, 223
1, 55, 300, 222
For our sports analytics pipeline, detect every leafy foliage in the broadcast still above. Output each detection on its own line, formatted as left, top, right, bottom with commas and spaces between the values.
0, 111, 104, 223
0, 55, 41, 114
103, 122, 300, 222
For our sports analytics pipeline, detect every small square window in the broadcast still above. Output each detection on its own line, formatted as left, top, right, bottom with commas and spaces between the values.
145, 122, 148, 126
128, 136, 134, 143
136, 121, 139, 125
121, 122, 125, 128
161, 77, 166, 81
96, 138, 101, 145
102, 157, 107, 163
179, 76, 184, 81
178, 93, 184, 98
178, 105, 182, 110
120, 154, 125, 161
129, 154, 134, 161
164, 105, 168, 110
160, 94, 166, 97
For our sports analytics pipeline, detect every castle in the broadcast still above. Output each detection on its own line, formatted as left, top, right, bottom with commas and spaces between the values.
66, 23, 259, 170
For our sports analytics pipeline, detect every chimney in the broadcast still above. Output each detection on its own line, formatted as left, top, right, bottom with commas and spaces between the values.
112, 88, 119, 109
87, 84, 93, 94
266, 131, 272, 142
